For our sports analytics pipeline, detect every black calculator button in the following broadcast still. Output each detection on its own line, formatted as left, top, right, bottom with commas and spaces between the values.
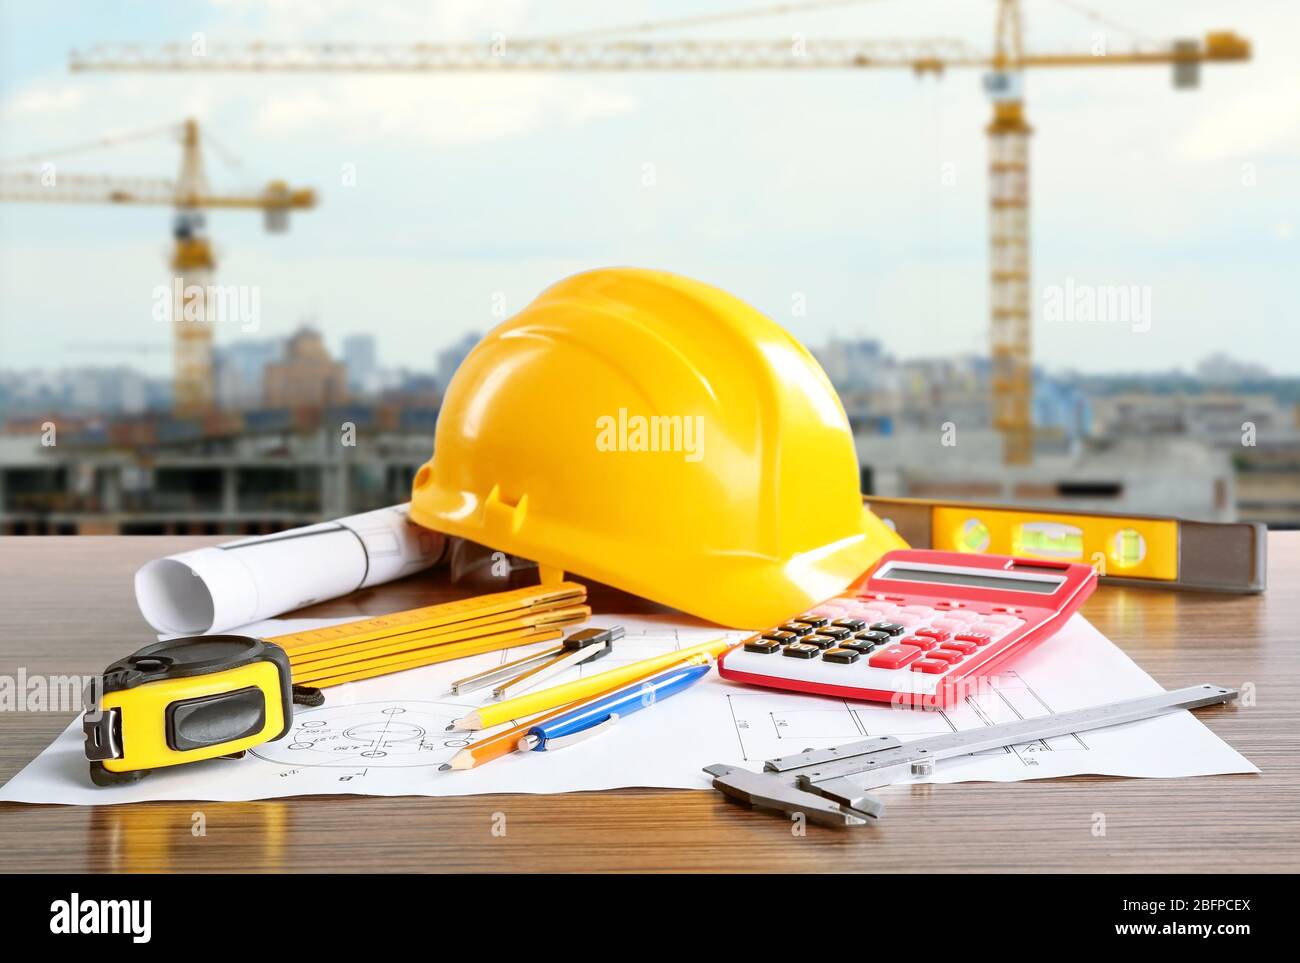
822, 648, 860, 664
816, 626, 852, 641
761, 630, 798, 644
841, 638, 879, 654
871, 622, 906, 636
796, 615, 829, 628
831, 618, 866, 632
778, 622, 815, 636
854, 630, 891, 645
803, 634, 839, 649
782, 643, 820, 659
744, 638, 783, 654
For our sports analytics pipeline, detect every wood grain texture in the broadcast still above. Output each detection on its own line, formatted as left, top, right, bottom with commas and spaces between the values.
1, 534, 1296, 874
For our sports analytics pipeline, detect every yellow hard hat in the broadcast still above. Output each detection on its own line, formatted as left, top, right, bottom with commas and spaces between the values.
409, 268, 905, 628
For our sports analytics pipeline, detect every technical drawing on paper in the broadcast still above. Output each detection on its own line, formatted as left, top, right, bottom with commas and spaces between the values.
725, 670, 1089, 765
249, 701, 477, 769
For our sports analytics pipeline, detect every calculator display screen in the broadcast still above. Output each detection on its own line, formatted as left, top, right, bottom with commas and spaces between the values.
879, 566, 1063, 594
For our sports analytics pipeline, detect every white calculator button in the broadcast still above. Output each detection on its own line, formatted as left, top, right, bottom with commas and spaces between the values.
898, 605, 935, 616
930, 619, 965, 633
891, 613, 924, 627
946, 611, 983, 624
981, 614, 1022, 626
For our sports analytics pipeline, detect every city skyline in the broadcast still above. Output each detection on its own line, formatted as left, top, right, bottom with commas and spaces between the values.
1, 1, 1297, 378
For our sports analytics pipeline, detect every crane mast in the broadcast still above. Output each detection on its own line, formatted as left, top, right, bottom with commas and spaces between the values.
172, 119, 218, 414
987, 0, 1032, 464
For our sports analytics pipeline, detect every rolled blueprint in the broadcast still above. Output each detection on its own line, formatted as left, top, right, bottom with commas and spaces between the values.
135, 504, 447, 635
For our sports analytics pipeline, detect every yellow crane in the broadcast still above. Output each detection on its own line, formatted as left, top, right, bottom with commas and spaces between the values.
68, 2, 1251, 461
0, 118, 316, 414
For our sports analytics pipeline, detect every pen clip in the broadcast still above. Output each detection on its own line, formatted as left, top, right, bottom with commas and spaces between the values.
540, 712, 621, 750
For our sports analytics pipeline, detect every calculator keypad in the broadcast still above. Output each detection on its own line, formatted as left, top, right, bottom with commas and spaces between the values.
741, 595, 1026, 683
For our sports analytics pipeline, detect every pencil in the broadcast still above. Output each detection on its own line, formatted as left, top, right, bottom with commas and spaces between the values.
448, 636, 732, 731
440, 694, 602, 771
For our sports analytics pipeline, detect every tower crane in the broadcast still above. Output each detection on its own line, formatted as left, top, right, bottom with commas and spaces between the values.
0, 119, 316, 414
68, 2, 1251, 461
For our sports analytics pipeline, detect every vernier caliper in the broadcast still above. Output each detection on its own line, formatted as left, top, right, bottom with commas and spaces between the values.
704, 683, 1239, 827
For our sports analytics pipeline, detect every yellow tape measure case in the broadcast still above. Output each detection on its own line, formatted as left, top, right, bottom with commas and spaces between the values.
83, 636, 293, 786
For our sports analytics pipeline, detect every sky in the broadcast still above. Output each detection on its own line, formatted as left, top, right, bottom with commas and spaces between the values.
0, 0, 1296, 378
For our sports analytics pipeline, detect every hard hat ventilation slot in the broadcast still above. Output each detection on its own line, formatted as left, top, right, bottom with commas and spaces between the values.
485, 484, 529, 534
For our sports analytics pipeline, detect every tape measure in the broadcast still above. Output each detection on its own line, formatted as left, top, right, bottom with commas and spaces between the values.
83, 583, 590, 785
83, 635, 299, 787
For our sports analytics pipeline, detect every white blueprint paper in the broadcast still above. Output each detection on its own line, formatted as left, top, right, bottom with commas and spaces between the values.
0, 614, 1257, 805
134, 503, 445, 635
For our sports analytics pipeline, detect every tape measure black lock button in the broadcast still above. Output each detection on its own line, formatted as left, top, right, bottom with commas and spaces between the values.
83, 635, 298, 787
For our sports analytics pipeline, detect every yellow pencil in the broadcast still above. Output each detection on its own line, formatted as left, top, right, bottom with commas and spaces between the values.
448, 636, 732, 730
440, 691, 609, 771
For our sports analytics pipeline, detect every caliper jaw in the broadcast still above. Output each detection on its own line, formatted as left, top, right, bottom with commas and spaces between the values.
704, 735, 908, 826
703, 763, 885, 827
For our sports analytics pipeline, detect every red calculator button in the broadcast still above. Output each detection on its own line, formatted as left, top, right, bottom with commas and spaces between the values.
955, 632, 993, 647
911, 658, 950, 674
927, 648, 963, 664
914, 628, 951, 643
869, 644, 922, 669
941, 640, 978, 655
900, 634, 939, 651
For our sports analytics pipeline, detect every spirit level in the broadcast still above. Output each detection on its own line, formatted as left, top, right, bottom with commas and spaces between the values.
864, 496, 1266, 593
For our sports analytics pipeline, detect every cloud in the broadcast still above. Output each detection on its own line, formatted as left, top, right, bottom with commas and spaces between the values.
250, 75, 634, 147
1174, 75, 1300, 162
0, 84, 84, 118
205, 0, 533, 42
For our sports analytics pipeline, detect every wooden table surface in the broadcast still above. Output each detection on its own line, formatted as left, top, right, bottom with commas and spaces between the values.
1, 534, 1296, 874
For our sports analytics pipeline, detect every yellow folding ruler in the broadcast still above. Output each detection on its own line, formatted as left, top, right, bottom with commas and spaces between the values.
267, 582, 590, 688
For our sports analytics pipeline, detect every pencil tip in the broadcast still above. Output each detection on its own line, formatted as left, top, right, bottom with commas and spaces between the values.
437, 763, 450, 771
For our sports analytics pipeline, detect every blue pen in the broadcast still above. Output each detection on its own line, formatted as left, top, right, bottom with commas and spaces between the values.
515, 662, 712, 752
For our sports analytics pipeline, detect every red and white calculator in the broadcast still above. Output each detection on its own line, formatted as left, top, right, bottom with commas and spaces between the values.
718, 549, 1097, 708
